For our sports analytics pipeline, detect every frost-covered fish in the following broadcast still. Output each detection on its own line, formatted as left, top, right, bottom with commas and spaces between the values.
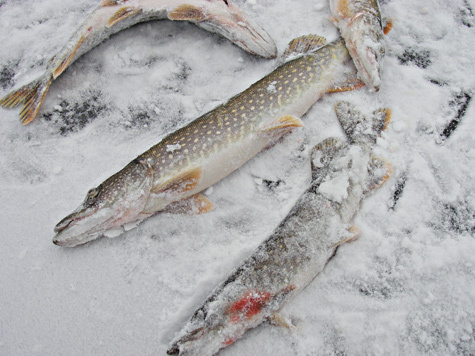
0, 0, 277, 125
167, 101, 391, 356
329, 0, 391, 91
53, 35, 362, 247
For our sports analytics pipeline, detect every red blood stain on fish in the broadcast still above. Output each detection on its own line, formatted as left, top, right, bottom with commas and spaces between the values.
228, 290, 271, 323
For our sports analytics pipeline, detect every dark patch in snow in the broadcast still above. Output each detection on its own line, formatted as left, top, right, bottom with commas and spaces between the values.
253, 176, 285, 194
43, 91, 106, 135
428, 78, 448, 86
123, 109, 153, 130
389, 173, 407, 210
0, 64, 16, 89
459, 0, 475, 27
398, 49, 432, 69
440, 200, 475, 235
440, 90, 472, 141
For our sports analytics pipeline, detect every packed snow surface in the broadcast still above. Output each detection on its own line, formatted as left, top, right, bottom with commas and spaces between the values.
1, 0, 474, 355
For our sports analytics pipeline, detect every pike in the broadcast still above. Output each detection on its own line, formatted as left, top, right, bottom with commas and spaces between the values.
53, 34, 363, 247
0, 0, 277, 125
167, 101, 392, 356
329, 0, 392, 91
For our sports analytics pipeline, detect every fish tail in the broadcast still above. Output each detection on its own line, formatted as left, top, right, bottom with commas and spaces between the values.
334, 101, 391, 145
0, 73, 53, 125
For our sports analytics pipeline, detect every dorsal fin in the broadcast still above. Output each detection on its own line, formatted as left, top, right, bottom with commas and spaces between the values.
168, 4, 206, 22
107, 7, 142, 28
281, 34, 327, 62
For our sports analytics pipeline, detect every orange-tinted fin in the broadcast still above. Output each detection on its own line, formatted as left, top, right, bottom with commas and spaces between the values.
327, 77, 365, 93
153, 167, 203, 194
281, 34, 327, 62
164, 193, 214, 215
101, 0, 129, 6
373, 107, 392, 132
107, 7, 142, 28
260, 115, 304, 135
383, 18, 394, 35
268, 313, 294, 329
53, 35, 86, 79
330, 226, 360, 248
168, 4, 206, 22
0, 74, 53, 125
366, 157, 392, 191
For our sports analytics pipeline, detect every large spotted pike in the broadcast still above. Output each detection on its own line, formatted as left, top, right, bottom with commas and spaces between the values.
0, 0, 277, 125
53, 35, 362, 247
167, 101, 391, 356
329, 0, 392, 91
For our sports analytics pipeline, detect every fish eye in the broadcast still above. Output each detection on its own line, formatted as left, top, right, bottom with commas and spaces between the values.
87, 188, 99, 198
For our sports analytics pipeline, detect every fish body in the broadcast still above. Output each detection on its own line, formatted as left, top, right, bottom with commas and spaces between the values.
329, 0, 386, 91
0, 0, 277, 124
167, 101, 391, 356
53, 35, 359, 247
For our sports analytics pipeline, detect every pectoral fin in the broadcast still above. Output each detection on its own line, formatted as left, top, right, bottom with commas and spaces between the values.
107, 7, 142, 28
327, 77, 365, 93
164, 193, 214, 215
168, 4, 206, 22
153, 167, 203, 194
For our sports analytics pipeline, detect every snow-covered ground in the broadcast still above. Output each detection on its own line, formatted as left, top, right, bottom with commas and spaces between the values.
1, 0, 474, 354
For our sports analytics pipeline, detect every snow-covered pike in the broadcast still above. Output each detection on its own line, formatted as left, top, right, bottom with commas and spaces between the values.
330, 0, 391, 91
0, 0, 277, 125
53, 35, 362, 247
167, 101, 391, 356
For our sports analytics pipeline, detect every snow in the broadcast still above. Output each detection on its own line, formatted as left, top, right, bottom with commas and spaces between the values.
0, 0, 474, 355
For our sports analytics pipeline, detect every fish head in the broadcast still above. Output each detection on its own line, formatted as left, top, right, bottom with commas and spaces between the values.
53, 160, 153, 247
343, 16, 385, 92
189, 0, 277, 58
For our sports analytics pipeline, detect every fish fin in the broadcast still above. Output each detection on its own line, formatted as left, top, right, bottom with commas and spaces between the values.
164, 193, 214, 215
101, 0, 128, 6
0, 74, 53, 125
268, 313, 294, 329
168, 4, 206, 22
383, 18, 394, 35
52, 35, 86, 79
327, 77, 365, 93
335, 101, 390, 144
365, 156, 392, 192
153, 167, 203, 194
107, 7, 142, 28
311, 137, 347, 172
260, 115, 304, 137
330, 226, 360, 248
281, 34, 327, 62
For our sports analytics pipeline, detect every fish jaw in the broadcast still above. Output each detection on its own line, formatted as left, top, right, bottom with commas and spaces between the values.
193, 0, 277, 58
53, 160, 154, 247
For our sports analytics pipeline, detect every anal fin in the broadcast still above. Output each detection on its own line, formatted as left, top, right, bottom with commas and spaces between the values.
107, 7, 142, 28
153, 167, 203, 195
164, 193, 214, 215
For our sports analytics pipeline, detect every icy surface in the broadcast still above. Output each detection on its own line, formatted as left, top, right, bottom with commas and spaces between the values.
0, 0, 474, 355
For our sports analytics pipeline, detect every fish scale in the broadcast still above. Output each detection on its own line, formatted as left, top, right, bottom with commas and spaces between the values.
53, 35, 360, 247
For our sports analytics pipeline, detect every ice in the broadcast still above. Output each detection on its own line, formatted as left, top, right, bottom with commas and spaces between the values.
0, 0, 474, 355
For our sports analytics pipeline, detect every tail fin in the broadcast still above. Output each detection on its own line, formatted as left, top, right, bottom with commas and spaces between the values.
334, 101, 391, 145
0, 74, 53, 125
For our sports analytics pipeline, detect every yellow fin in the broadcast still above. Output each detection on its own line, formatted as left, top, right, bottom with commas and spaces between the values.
261, 115, 304, 134
0, 75, 53, 125
327, 77, 365, 93
107, 7, 142, 28
168, 4, 206, 22
53, 35, 86, 79
330, 226, 360, 248
281, 34, 327, 62
164, 193, 214, 215
153, 167, 203, 194
372, 107, 392, 132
